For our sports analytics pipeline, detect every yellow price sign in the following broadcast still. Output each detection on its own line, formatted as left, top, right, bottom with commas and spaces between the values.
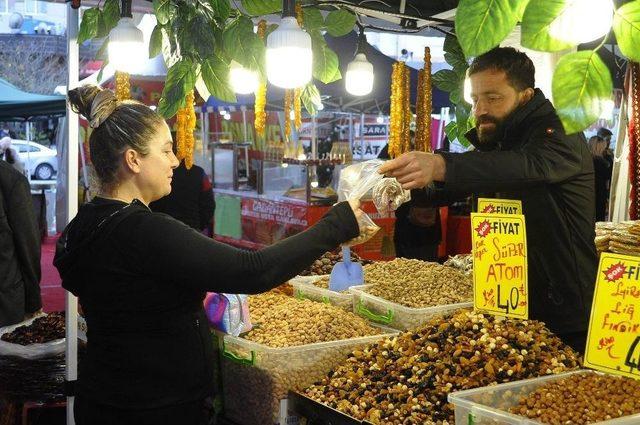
471, 213, 528, 319
584, 253, 640, 380
477, 198, 522, 215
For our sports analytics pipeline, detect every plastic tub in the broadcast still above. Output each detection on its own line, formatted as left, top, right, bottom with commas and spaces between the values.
349, 285, 472, 330
289, 275, 353, 311
448, 370, 640, 425
220, 326, 398, 425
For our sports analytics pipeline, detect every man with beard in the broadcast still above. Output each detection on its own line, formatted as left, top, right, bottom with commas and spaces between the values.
380, 47, 597, 353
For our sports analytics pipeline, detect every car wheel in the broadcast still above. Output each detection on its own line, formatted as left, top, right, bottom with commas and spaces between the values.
34, 163, 54, 180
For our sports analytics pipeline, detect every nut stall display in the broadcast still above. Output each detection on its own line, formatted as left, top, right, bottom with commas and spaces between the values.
302, 310, 581, 425
351, 259, 473, 329
222, 293, 398, 424
300, 250, 374, 276
595, 221, 640, 255
449, 370, 640, 425
290, 275, 354, 311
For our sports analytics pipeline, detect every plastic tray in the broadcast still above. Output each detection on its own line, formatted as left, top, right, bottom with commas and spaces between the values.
220, 326, 398, 425
289, 275, 354, 311
349, 285, 472, 330
448, 370, 640, 424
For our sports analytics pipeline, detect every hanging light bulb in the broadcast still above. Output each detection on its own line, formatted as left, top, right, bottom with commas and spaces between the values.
548, 0, 614, 45
108, 0, 145, 72
230, 60, 259, 94
376, 114, 384, 124
266, 0, 312, 89
346, 28, 374, 96
223, 111, 231, 120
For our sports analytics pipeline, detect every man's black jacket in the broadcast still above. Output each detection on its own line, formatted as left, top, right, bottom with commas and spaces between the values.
0, 160, 41, 326
432, 89, 597, 335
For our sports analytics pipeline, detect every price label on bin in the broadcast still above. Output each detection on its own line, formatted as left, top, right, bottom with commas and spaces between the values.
584, 253, 640, 380
477, 198, 522, 215
471, 213, 528, 319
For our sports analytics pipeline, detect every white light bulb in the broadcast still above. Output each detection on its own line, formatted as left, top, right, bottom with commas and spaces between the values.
223, 112, 231, 120
376, 115, 384, 124
548, 0, 614, 45
345, 53, 374, 96
266, 17, 312, 88
281, 163, 289, 168
230, 61, 259, 94
108, 18, 146, 73
310, 180, 319, 188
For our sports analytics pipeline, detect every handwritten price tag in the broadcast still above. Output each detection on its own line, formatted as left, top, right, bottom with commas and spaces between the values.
471, 213, 528, 319
477, 198, 522, 215
584, 253, 640, 380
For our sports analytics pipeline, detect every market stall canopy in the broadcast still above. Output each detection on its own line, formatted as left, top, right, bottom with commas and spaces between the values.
0, 78, 66, 121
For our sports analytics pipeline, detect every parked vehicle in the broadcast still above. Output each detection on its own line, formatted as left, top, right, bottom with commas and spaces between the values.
11, 140, 58, 180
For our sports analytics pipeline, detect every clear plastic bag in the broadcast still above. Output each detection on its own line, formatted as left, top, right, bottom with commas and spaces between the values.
372, 178, 411, 215
204, 293, 252, 336
0, 313, 65, 360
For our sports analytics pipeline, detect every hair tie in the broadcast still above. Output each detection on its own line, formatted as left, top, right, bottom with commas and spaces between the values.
89, 90, 118, 128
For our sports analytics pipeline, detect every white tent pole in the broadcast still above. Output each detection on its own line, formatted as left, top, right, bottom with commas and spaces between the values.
65, 4, 80, 425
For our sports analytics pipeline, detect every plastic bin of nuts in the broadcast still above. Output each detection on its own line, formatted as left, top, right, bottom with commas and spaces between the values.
350, 284, 472, 330
289, 275, 354, 311
220, 327, 398, 425
448, 370, 640, 425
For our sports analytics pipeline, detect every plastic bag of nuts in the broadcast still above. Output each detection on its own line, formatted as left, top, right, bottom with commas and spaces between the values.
0, 312, 66, 360
303, 310, 581, 424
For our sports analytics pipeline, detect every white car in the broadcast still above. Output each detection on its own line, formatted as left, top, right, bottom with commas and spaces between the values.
11, 140, 58, 180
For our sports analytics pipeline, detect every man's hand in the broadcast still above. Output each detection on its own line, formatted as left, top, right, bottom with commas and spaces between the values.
378, 152, 446, 190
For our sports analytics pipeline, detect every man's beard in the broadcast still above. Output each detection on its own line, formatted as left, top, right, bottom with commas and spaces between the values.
476, 115, 503, 145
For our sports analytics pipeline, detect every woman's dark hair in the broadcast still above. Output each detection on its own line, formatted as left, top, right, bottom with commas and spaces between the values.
4, 148, 16, 164
67, 85, 165, 189
468, 47, 535, 91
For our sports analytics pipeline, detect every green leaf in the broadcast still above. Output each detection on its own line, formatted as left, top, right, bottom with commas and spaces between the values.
443, 34, 468, 74
311, 34, 341, 84
95, 37, 109, 60
450, 88, 461, 105
514, 0, 530, 20
78, 8, 100, 44
97, 61, 107, 83
303, 7, 324, 32
161, 26, 181, 67
455, 0, 519, 58
301, 83, 321, 115
552, 50, 613, 134
96, 12, 108, 38
266, 24, 278, 38
153, 0, 173, 25
223, 17, 266, 78
325, 9, 356, 37
444, 121, 458, 142
158, 58, 197, 118
614, 1, 640, 62
241, 0, 280, 15
207, 0, 231, 22
189, 15, 217, 59
149, 25, 163, 58
102, 0, 120, 32
521, 0, 576, 52
201, 55, 237, 103
433, 69, 460, 93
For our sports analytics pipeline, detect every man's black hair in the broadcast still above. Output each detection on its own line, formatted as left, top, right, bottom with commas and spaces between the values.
468, 47, 535, 91
597, 127, 613, 138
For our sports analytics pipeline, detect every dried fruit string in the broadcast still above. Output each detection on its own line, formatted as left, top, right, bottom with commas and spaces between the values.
293, 4, 303, 131
284, 89, 292, 141
388, 62, 403, 158
175, 90, 196, 169
254, 20, 267, 139
115, 71, 130, 101
415, 47, 432, 152
402, 64, 411, 154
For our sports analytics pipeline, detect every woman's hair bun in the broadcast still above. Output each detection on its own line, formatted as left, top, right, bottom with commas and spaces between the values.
67, 85, 102, 120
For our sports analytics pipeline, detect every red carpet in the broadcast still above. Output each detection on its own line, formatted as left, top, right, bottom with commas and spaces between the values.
40, 235, 65, 313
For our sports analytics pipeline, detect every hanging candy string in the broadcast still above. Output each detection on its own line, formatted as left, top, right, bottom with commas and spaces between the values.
115, 71, 131, 101
254, 20, 267, 139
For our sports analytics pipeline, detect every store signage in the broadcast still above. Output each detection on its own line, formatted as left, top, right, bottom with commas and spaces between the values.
362, 124, 388, 136
241, 198, 308, 226
471, 213, 529, 319
477, 198, 522, 215
584, 253, 640, 380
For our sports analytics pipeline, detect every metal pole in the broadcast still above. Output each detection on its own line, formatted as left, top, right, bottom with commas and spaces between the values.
348, 113, 354, 161
360, 112, 365, 160
311, 115, 317, 160
241, 105, 248, 141
65, 5, 80, 425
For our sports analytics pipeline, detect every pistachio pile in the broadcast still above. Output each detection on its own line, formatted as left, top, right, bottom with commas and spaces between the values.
364, 258, 472, 308
511, 373, 640, 424
303, 310, 581, 424
300, 250, 373, 276
246, 293, 379, 348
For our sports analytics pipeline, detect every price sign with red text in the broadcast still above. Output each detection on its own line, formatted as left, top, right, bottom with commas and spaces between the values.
584, 253, 640, 380
471, 213, 528, 319
477, 198, 522, 215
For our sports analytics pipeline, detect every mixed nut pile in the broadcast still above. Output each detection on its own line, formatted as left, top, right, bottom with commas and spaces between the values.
363, 258, 472, 308
303, 310, 581, 424
1, 312, 65, 345
300, 250, 373, 276
511, 372, 640, 424
246, 293, 379, 348
443, 254, 473, 276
